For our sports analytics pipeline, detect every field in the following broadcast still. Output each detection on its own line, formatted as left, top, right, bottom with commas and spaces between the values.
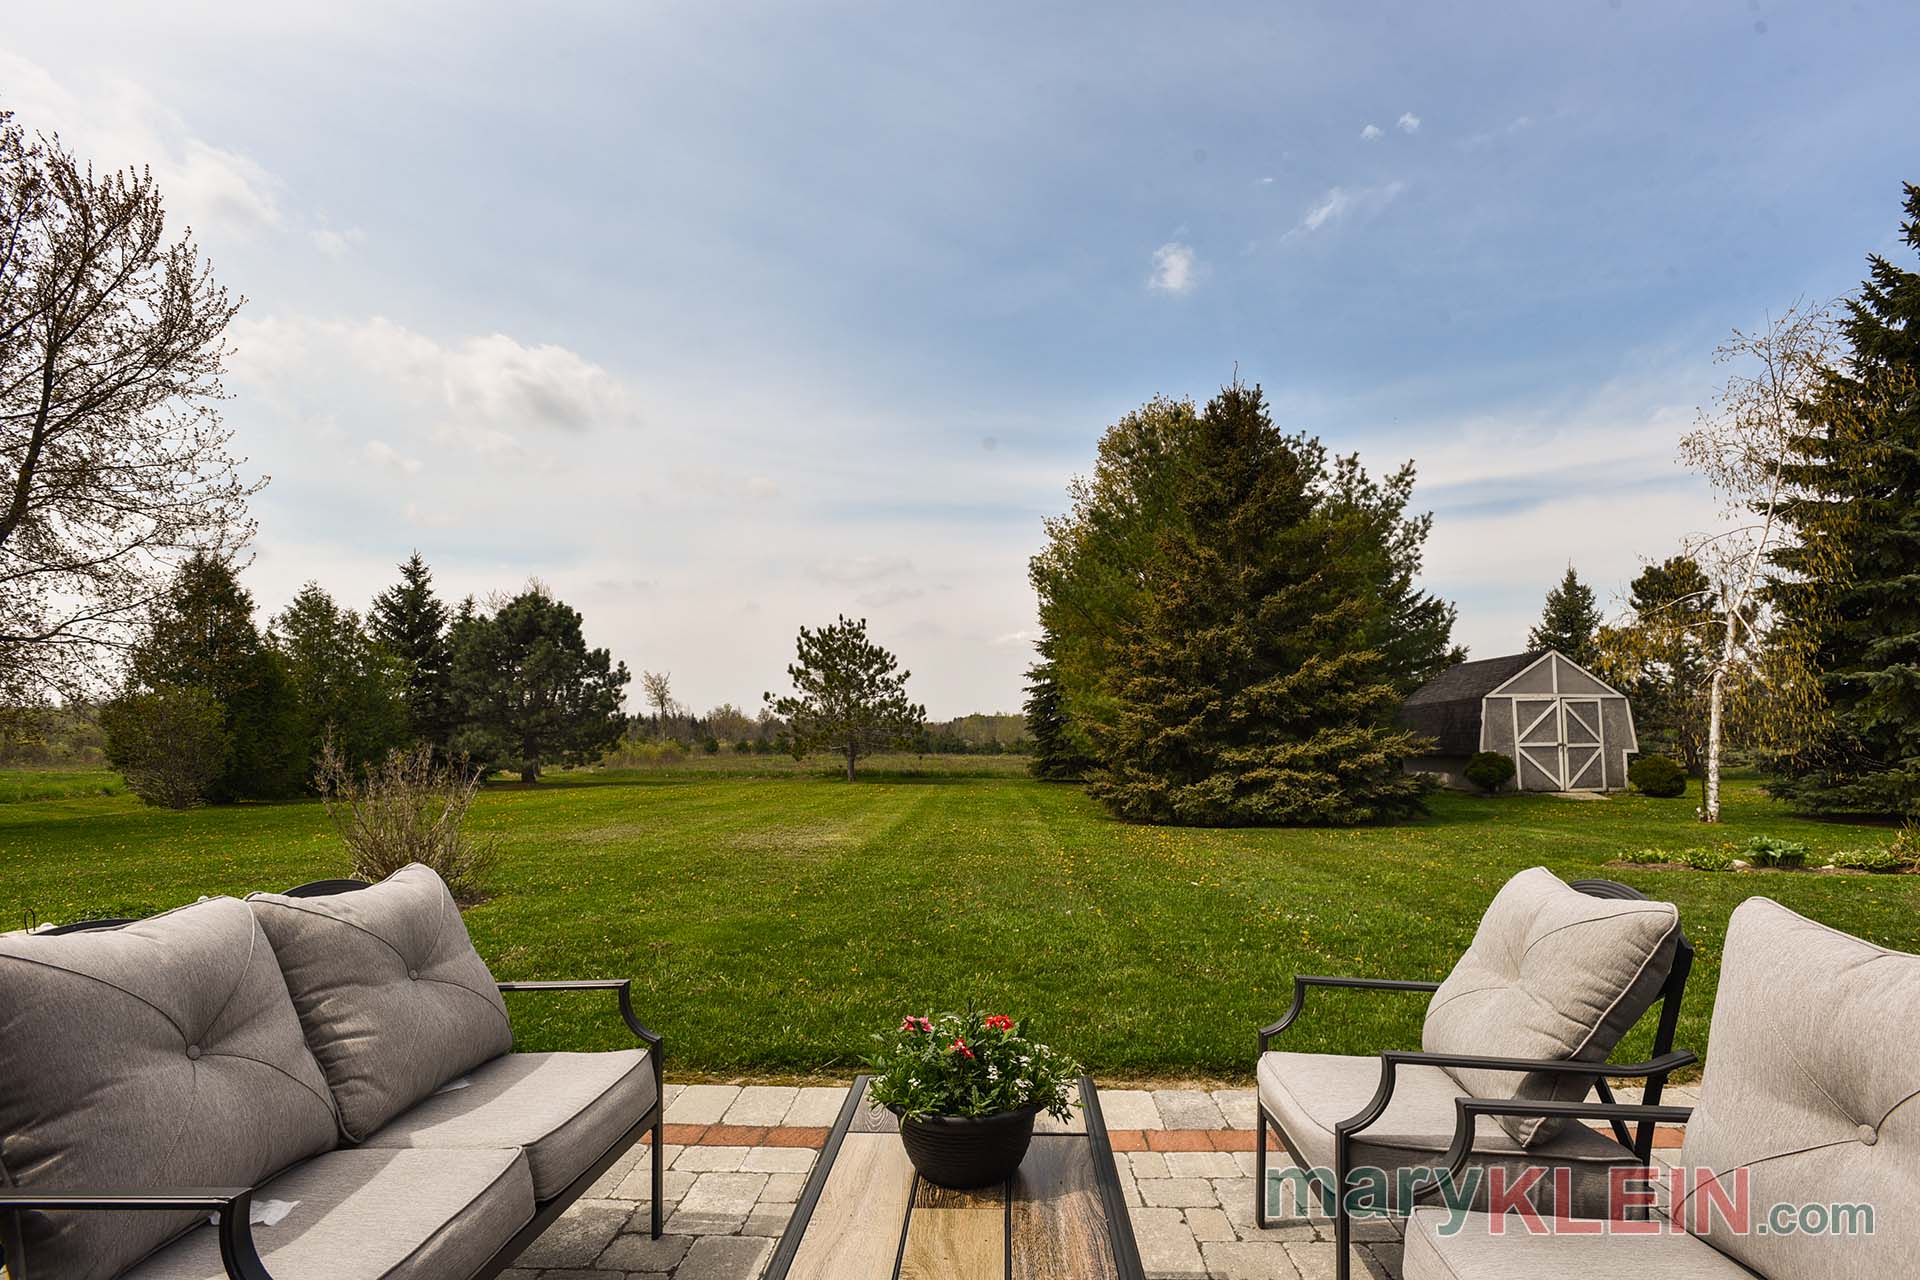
3, 760, 1913, 1082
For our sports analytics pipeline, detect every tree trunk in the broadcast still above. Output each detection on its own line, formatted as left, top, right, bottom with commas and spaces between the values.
1702, 666, 1726, 823
845, 748, 856, 782
521, 762, 539, 784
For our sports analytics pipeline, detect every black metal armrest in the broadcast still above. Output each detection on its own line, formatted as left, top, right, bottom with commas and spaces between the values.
1376, 1047, 1696, 1083
496, 979, 663, 1061
1403, 1097, 1695, 1207
0, 1188, 273, 1279
1258, 975, 1443, 1049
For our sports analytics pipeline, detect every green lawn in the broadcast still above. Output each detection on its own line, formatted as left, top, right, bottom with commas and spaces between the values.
2, 760, 1912, 1082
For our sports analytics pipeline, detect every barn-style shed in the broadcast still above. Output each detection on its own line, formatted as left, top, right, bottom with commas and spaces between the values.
1399, 650, 1638, 792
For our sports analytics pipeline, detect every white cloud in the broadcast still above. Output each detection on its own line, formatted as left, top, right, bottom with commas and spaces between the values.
1462, 116, 1534, 149
1397, 112, 1422, 134
1148, 241, 1198, 293
362, 439, 423, 476
810, 555, 915, 585
311, 225, 367, 258
1290, 181, 1407, 236
1360, 124, 1384, 141
745, 476, 780, 500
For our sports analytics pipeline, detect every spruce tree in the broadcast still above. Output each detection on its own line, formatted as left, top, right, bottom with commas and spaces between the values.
1767, 182, 1920, 816
370, 552, 455, 754
1528, 567, 1602, 666
273, 583, 409, 778
1024, 650, 1094, 780
1087, 384, 1428, 826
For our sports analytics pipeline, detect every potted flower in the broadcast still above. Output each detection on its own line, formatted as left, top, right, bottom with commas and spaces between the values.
867, 1009, 1081, 1189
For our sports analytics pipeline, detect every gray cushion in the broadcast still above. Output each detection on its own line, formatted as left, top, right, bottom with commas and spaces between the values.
121, 1147, 534, 1280
360, 1049, 657, 1200
1672, 897, 1920, 1280
248, 864, 513, 1141
0, 898, 338, 1280
1257, 1050, 1638, 1216
1402, 1206, 1755, 1280
1422, 867, 1680, 1145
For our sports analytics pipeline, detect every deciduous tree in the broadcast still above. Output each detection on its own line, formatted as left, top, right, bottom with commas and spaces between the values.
765, 615, 925, 781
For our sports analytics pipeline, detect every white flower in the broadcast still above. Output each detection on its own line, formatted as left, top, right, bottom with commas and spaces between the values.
987, 1064, 1001, 1081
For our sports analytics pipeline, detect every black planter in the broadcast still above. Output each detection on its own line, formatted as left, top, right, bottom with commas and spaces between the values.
891, 1103, 1043, 1189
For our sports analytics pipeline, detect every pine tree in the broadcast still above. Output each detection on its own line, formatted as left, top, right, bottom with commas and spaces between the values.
369, 552, 456, 754
1767, 182, 1920, 816
764, 615, 926, 781
273, 583, 409, 779
1024, 651, 1094, 780
1528, 567, 1602, 666
1087, 384, 1429, 826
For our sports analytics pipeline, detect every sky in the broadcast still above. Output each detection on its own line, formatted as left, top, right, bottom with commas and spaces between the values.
4, 2, 1917, 718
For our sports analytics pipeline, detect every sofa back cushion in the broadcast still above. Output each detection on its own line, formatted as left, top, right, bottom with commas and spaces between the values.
0, 897, 338, 1280
1676, 898, 1919, 1279
248, 864, 513, 1141
1422, 867, 1680, 1145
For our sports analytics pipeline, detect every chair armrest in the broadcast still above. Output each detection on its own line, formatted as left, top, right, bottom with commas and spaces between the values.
0, 1188, 274, 1279
496, 979, 663, 1060
1258, 975, 1442, 1049
1403, 1097, 1695, 1206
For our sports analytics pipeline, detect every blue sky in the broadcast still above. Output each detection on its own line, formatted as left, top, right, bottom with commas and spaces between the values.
5, 2, 1917, 716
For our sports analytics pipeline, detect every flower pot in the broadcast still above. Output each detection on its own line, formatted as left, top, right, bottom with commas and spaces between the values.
891, 1103, 1043, 1189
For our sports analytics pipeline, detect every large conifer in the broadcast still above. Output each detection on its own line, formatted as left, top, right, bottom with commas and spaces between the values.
1087, 384, 1429, 826
370, 551, 456, 754
1528, 567, 1602, 666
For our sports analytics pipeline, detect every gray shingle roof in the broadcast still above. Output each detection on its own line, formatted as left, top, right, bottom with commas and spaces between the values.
1397, 652, 1545, 755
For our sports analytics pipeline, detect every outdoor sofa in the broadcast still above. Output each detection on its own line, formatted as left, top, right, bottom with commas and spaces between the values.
1402, 896, 1918, 1278
1256, 868, 1695, 1280
0, 863, 664, 1280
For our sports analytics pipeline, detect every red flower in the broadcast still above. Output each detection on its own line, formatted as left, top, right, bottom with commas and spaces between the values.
900, 1016, 933, 1032
949, 1036, 975, 1059
984, 1014, 1013, 1032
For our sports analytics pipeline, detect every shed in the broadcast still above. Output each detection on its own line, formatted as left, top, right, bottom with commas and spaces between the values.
1398, 650, 1638, 792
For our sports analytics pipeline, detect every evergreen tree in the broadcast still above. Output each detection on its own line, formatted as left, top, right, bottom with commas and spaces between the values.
1327, 453, 1464, 692
448, 586, 631, 782
764, 615, 926, 781
1528, 566, 1602, 666
1087, 384, 1429, 826
369, 552, 455, 753
1767, 182, 1920, 816
1024, 651, 1094, 780
122, 554, 302, 800
272, 583, 409, 779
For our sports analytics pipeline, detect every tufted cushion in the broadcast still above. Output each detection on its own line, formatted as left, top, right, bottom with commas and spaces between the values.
1422, 867, 1680, 1146
248, 864, 513, 1141
0, 898, 338, 1280
1673, 898, 1920, 1279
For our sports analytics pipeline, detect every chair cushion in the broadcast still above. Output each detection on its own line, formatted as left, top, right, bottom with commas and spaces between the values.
0, 898, 338, 1280
120, 1147, 535, 1280
360, 1049, 658, 1200
1257, 1051, 1637, 1216
1672, 897, 1920, 1280
1402, 1206, 1755, 1280
1422, 868, 1680, 1145
248, 864, 514, 1141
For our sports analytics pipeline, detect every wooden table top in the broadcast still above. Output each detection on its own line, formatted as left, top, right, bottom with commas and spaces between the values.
764, 1075, 1145, 1280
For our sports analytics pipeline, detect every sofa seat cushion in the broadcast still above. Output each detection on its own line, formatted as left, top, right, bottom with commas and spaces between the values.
122, 1148, 534, 1280
248, 864, 514, 1141
0, 898, 338, 1280
1258, 1051, 1638, 1216
1402, 1207, 1753, 1280
360, 1049, 657, 1200
1423, 868, 1681, 1145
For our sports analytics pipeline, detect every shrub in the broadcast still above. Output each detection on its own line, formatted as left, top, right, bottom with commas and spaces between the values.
1681, 845, 1735, 871
702, 736, 721, 755
733, 738, 753, 754
1628, 755, 1688, 798
1744, 835, 1808, 869
1832, 847, 1910, 873
1463, 751, 1516, 793
316, 740, 497, 900
1892, 822, 1920, 867
100, 684, 230, 809
1621, 847, 1675, 864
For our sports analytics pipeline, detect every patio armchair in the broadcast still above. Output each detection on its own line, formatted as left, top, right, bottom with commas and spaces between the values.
1255, 868, 1695, 1280
1402, 896, 1918, 1278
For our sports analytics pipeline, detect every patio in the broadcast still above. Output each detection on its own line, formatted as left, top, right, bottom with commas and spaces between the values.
507, 1081, 1699, 1280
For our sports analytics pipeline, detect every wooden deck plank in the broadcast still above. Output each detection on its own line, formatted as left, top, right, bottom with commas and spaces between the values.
783, 1133, 916, 1280
898, 1178, 1005, 1280
1011, 1136, 1117, 1280
850, 1102, 901, 1133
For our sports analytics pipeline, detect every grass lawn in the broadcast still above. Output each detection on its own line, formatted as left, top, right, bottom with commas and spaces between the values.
2, 759, 1913, 1082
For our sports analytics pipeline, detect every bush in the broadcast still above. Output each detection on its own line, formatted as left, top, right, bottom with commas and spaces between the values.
100, 684, 230, 809
1680, 845, 1735, 872
316, 740, 497, 900
733, 738, 753, 755
1463, 751, 1516, 793
1832, 847, 1911, 873
1620, 847, 1675, 864
1628, 755, 1688, 798
1744, 835, 1808, 869
702, 736, 721, 755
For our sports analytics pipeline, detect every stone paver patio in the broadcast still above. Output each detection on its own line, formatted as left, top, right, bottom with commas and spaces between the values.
504, 1081, 1700, 1280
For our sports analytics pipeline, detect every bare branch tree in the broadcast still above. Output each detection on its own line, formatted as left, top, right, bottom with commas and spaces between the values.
0, 111, 261, 705
640, 670, 673, 739
1679, 299, 1845, 822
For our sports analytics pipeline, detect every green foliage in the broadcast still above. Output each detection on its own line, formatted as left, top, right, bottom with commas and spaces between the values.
448, 587, 631, 782
1831, 847, 1912, 873
866, 1010, 1080, 1122
1681, 845, 1735, 871
1629, 755, 1690, 798
369, 553, 456, 755
1087, 384, 1430, 826
1620, 847, 1674, 864
1744, 835, 1808, 868
1767, 184, 1920, 817
1024, 655, 1093, 780
315, 741, 496, 899
273, 583, 410, 782
99, 685, 228, 808
1603, 557, 1719, 773
1464, 751, 1516, 793
1528, 566, 1602, 667
122, 554, 303, 801
765, 615, 926, 781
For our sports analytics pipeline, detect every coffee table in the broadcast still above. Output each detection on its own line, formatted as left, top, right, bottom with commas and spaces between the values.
764, 1075, 1145, 1280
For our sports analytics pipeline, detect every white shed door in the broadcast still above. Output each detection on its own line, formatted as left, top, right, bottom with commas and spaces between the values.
1561, 698, 1604, 789
1515, 698, 1564, 789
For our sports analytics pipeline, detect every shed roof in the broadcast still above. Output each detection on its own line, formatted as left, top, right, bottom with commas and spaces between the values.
1397, 652, 1546, 756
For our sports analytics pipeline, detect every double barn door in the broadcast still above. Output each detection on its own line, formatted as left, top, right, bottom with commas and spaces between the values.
1513, 696, 1604, 791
